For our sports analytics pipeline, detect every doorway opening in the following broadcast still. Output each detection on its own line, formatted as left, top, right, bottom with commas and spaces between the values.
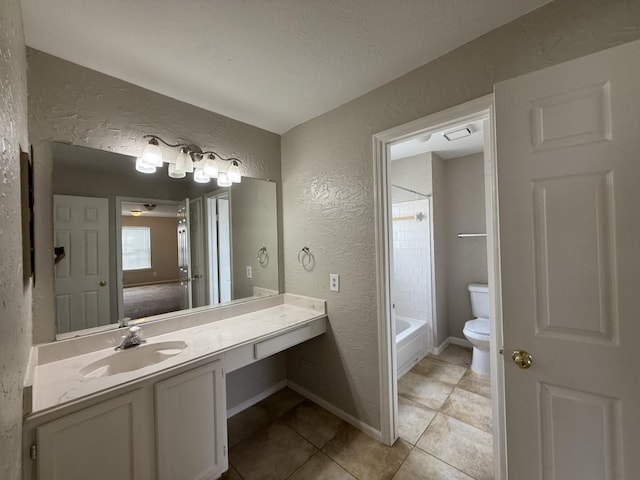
116, 197, 182, 321
374, 95, 505, 478
205, 191, 232, 306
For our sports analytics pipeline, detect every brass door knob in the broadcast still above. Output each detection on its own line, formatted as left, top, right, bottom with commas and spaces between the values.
512, 350, 533, 369
99, 280, 107, 286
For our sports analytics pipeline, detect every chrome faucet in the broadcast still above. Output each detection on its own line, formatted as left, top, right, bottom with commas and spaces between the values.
115, 326, 146, 351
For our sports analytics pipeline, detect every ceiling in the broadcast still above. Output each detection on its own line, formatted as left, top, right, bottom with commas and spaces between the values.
122, 201, 179, 218
21, 0, 551, 134
390, 120, 484, 160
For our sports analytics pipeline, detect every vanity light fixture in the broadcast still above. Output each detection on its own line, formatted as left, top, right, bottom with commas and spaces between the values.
130, 210, 143, 217
137, 135, 243, 186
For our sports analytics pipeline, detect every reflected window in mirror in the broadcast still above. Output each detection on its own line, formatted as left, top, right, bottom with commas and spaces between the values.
52, 142, 280, 338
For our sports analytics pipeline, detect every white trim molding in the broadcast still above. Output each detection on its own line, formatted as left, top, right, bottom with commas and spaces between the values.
226, 380, 288, 418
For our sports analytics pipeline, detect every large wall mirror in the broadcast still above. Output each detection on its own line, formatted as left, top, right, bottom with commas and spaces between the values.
52, 142, 279, 336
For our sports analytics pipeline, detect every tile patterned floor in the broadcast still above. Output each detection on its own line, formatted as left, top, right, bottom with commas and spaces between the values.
224, 345, 492, 480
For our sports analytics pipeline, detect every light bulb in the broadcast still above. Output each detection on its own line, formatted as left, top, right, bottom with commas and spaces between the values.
142, 139, 163, 166
217, 172, 232, 187
168, 163, 186, 178
135, 157, 156, 174
227, 160, 242, 183
193, 168, 210, 183
202, 155, 219, 178
174, 150, 191, 174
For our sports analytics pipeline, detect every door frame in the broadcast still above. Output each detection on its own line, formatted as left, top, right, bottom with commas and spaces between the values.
115, 196, 182, 322
372, 94, 506, 478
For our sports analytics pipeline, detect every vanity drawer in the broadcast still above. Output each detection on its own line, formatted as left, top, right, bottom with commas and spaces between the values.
254, 324, 314, 359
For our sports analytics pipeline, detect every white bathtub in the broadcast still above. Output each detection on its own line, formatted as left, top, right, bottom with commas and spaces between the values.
396, 315, 429, 378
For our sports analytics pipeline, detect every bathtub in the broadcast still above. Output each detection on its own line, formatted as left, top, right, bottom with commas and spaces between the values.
396, 315, 429, 378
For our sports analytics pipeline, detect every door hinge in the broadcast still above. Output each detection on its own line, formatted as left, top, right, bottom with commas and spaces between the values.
30, 443, 37, 460
223, 445, 227, 457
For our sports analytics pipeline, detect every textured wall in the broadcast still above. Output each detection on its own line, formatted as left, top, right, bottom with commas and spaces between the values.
230, 179, 279, 298
27, 50, 282, 344
0, 1, 30, 478
282, 0, 640, 429
443, 153, 488, 339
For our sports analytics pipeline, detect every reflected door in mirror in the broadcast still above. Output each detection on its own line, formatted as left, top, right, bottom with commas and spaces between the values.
54, 195, 110, 333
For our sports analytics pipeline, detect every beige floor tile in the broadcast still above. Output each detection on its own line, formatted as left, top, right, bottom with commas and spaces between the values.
288, 452, 356, 480
227, 404, 272, 447
323, 424, 411, 480
457, 369, 491, 398
257, 387, 305, 419
441, 387, 492, 433
392, 448, 473, 480
411, 357, 467, 385
417, 414, 494, 480
398, 371, 454, 410
397, 396, 436, 445
433, 345, 472, 367
220, 465, 243, 480
280, 399, 346, 448
230, 423, 316, 480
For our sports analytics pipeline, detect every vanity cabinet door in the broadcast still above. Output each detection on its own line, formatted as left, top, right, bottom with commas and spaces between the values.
36, 389, 152, 480
155, 360, 228, 480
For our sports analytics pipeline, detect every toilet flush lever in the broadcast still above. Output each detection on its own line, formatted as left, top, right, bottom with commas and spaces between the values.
512, 350, 533, 369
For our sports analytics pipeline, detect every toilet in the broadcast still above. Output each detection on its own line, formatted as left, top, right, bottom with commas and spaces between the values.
463, 283, 491, 377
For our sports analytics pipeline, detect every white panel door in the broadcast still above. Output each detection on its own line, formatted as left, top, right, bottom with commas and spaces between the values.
155, 360, 228, 480
177, 199, 192, 310
37, 390, 152, 480
54, 195, 110, 333
496, 40, 640, 478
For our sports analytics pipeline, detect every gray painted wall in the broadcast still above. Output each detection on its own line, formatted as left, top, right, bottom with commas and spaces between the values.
431, 152, 449, 347
27, 50, 283, 344
230, 179, 279, 298
0, 1, 31, 478
390, 153, 431, 202
443, 153, 488, 340
282, 0, 640, 429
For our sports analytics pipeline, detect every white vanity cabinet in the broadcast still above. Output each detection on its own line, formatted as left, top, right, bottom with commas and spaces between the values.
36, 389, 155, 480
32, 359, 227, 480
155, 360, 227, 480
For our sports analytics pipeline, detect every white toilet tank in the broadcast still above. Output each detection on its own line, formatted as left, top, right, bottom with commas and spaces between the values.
468, 283, 490, 319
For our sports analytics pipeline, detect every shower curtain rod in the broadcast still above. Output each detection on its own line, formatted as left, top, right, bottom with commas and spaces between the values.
391, 184, 431, 198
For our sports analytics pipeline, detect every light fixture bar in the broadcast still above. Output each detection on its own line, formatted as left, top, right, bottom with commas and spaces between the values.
138, 135, 244, 185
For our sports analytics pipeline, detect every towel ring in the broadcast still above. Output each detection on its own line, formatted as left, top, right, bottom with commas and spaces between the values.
298, 246, 312, 267
257, 246, 268, 265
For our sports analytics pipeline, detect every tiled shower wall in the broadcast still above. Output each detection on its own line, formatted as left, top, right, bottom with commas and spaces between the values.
392, 199, 432, 327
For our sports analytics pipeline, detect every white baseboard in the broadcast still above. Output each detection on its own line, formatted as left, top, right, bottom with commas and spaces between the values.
431, 336, 472, 355
431, 337, 450, 355
287, 381, 382, 443
449, 336, 472, 348
226, 379, 287, 418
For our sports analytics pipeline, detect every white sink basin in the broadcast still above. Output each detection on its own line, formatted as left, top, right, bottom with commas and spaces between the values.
80, 341, 187, 378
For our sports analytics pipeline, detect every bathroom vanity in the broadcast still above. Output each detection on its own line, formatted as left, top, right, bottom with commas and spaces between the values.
22, 294, 327, 480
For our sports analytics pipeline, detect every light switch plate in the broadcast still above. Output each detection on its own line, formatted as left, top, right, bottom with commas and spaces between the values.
246, 266, 253, 279
329, 273, 340, 292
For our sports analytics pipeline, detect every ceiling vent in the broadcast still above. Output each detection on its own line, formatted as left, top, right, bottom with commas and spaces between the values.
444, 127, 472, 141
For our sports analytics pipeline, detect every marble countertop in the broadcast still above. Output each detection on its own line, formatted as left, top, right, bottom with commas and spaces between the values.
31, 295, 325, 415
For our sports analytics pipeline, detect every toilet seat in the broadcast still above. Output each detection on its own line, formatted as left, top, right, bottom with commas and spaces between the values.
464, 318, 490, 336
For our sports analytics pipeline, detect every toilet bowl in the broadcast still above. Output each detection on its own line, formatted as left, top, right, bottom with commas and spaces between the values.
463, 283, 491, 377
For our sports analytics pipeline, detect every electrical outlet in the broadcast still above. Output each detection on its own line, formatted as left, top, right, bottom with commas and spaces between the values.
246, 266, 253, 279
329, 273, 340, 292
